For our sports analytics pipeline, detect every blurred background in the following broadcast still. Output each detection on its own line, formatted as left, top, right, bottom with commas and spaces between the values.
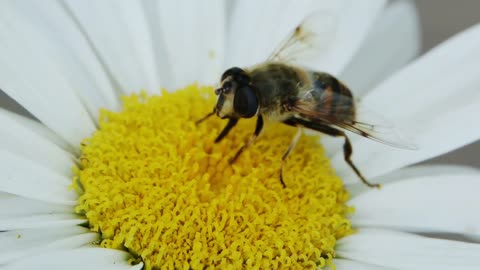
416, 0, 480, 167
0, 0, 479, 167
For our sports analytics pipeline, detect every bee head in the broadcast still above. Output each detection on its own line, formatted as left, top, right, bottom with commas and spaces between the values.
214, 67, 258, 119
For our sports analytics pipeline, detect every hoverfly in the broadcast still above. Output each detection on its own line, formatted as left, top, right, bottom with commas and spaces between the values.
197, 12, 416, 188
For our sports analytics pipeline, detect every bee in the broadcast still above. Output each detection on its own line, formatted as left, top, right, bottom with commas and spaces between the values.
197, 13, 415, 188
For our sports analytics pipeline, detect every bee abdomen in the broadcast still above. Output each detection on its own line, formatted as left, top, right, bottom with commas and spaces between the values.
310, 72, 355, 120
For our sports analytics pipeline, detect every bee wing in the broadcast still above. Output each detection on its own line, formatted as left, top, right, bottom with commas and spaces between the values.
291, 92, 418, 150
268, 10, 337, 64
336, 110, 418, 150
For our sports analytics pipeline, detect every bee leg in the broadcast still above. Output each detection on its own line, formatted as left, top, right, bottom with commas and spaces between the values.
279, 127, 303, 188
283, 118, 380, 188
229, 115, 264, 164
214, 118, 239, 143
337, 132, 380, 188
318, 127, 380, 188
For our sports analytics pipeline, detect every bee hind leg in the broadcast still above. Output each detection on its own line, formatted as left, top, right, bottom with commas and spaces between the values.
337, 131, 380, 188
279, 127, 303, 188
282, 118, 380, 188
319, 126, 380, 188
229, 115, 264, 164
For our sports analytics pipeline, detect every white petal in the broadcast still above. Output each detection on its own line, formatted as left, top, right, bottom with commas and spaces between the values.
4, 1, 121, 112
350, 174, 480, 238
64, 1, 164, 94
6, 0, 119, 112
340, 0, 421, 96
0, 226, 97, 264
304, 0, 388, 75
147, 0, 225, 89
226, 0, 389, 74
0, 214, 86, 231
0, 109, 75, 176
0, 151, 77, 205
0, 109, 73, 153
337, 228, 480, 270
0, 193, 82, 230
0, 193, 73, 219
346, 164, 480, 196
128, 264, 144, 270
0, 3, 99, 149
226, 0, 331, 67
326, 259, 397, 270
3, 248, 142, 270
333, 23, 480, 182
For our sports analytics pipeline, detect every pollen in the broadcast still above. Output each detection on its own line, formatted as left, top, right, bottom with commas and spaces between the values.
74, 85, 353, 269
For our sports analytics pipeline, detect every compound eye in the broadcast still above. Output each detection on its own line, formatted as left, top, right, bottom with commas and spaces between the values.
233, 86, 258, 118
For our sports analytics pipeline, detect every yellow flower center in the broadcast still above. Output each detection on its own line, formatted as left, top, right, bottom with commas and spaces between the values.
73, 85, 353, 269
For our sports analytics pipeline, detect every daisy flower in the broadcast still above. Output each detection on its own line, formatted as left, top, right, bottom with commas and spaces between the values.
1, 0, 480, 269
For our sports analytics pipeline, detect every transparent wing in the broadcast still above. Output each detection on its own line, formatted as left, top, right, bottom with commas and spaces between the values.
268, 10, 337, 64
291, 90, 418, 150
337, 107, 418, 150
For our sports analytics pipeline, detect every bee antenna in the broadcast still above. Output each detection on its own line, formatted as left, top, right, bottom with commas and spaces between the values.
195, 110, 216, 125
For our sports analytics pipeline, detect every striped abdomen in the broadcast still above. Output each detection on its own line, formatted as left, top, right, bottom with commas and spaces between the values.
308, 71, 356, 122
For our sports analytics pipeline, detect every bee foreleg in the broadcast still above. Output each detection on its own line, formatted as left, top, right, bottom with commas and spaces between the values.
229, 115, 264, 164
215, 118, 239, 143
279, 127, 303, 188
